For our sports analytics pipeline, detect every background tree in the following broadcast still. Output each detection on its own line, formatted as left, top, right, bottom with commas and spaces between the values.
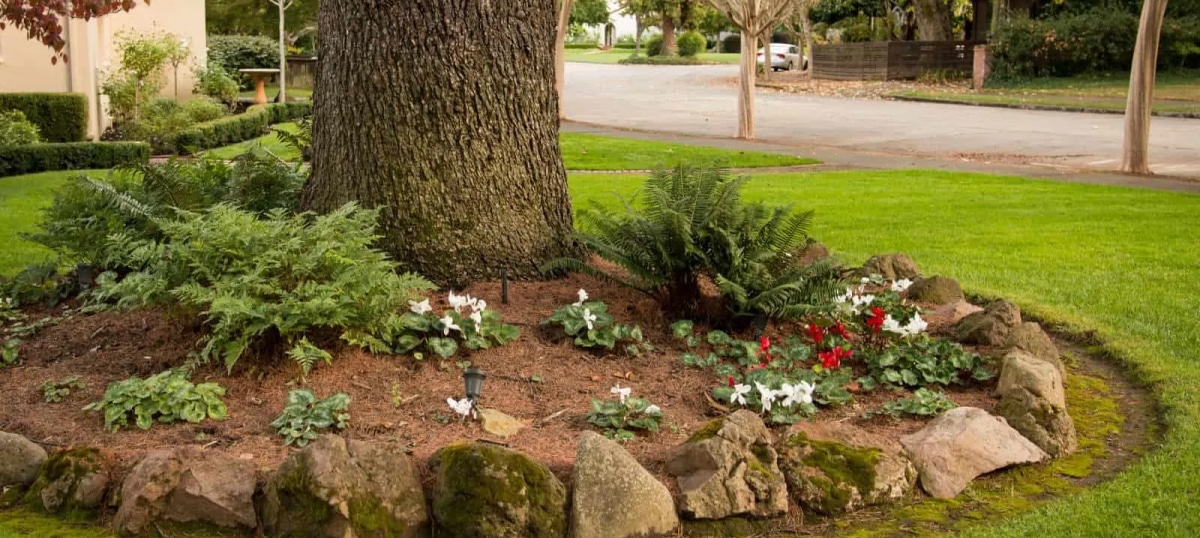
1122, 0, 1170, 174
571, 0, 611, 27
617, 0, 660, 56
206, 0, 318, 48
0, 0, 141, 62
913, 0, 953, 40
301, 1, 577, 286
705, 0, 801, 139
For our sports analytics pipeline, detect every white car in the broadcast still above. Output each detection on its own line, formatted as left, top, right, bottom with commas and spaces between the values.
756, 43, 807, 71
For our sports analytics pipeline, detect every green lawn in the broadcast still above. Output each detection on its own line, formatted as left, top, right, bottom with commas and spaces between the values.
891, 70, 1200, 116
202, 127, 818, 170
0, 170, 95, 277
4, 160, 1200, 536
565, 49, 740, 65
570, 169, 1200, 537
237, 84, 312, 102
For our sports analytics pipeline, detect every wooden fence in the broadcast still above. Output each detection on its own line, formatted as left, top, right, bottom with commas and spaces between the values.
285, 56, 318, 89
812, 41, 974, 81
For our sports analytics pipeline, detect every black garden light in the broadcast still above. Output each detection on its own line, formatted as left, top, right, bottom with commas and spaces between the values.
463, 367, 486, 403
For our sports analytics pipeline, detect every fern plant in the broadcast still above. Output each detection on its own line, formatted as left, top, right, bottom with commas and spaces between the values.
546, 163, 842, 323
91, 203, 434, 373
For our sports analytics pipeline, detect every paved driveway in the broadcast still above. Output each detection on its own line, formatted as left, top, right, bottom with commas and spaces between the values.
564, 63, 1200, 178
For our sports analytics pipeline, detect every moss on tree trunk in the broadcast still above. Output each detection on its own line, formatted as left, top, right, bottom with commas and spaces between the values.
301, 0, 578, 287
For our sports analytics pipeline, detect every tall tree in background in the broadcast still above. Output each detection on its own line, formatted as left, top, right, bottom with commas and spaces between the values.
913, 0, 952, 40
1122, 0, 1170, 175
300, 1, 577, 286
206, 0, 318, 47
705, 0, 800, 139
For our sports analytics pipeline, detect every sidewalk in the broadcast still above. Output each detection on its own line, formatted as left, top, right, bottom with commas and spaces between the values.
562, 121, 1200, 195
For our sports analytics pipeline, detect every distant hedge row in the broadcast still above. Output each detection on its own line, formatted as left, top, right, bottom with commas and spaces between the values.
173, 102, 310, 155
0, 93, 88, 143
0, 142, 150, 178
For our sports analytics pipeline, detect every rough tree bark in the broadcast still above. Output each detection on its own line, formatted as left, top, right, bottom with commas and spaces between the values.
913, 0, 953, 41
301, 1, 577, 286
706, 0, 800, 139
662, 14, 677, 55
556, 0, 577, 119
1122, 0, 1170, 175
738, 30, 757, 138
760, 30, 771, 81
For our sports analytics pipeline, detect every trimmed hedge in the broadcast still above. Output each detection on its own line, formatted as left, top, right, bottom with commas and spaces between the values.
565, 43, 600, 50
619, 55, 702, 66
173, 102, 310, 155
0, 142, 149, 177
0, 93, 88, 143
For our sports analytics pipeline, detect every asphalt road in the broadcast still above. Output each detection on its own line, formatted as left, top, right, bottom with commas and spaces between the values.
563, 63, 1200, 178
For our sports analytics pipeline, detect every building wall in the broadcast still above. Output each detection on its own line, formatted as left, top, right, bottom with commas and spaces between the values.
0, 0, 207, 139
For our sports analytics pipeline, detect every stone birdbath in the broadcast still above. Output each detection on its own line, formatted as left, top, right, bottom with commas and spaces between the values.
239, 68, 281, 105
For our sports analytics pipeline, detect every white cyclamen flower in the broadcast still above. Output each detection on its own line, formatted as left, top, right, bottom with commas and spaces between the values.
644, 404, 662, 415
582, 308, 598, 331
448, 292, 469, 313
882, 315, 905, 335
611, 384, 632, 403
891, 278, 914, 292
473, 299, 487, 312
469, 311, 483, 331
408, 298, 432, 315
861, 277, 871, 284
447, 397, 474, 417
905, 313, 929, 335
851, 294, 876, 313
573, 288, 589, 307
730, 383, 752, 406
439, 314, 461, 335
779, 381, 815, 408
756, 382, 777, 413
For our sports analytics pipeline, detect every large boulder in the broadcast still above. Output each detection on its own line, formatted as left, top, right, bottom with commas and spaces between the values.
0, 432, 47, 491
428, 442, 566, 538
778, 422, 915, 515
927, 300, 984, 328
797, 242, 831, 266
665, 410, 788, 520
572, 431, 678, 538
262, 435, 429, 538
861, 253, 921, 281
995, 352, 1077, 458
114, 447, 257, 536
900, 407, 1047, 499
954, 300, 1023, 346
906, 276, 964, 305
1004, 322, 1065, 378
23, 447, 111, 514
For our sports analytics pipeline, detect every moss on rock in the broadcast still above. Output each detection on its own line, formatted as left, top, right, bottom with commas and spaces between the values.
22, 447, 109, 517
780, 433, 884, 515
429, 442, 566, 538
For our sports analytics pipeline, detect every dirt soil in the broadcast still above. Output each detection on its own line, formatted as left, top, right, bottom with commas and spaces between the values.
0, 274, 1158, 534
748, 71, 973, 100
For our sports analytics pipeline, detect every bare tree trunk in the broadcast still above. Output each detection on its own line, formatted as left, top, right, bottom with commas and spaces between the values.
555, 0, 576, 120
1122, 0, 1169, 175
913, 0, 953, 41
634, 15, 644, 56
662, 14, 677, 55
760, 30, 771, 81
737, 30, 756, 139
801, 13, 814, 73
302, 0, 577, 286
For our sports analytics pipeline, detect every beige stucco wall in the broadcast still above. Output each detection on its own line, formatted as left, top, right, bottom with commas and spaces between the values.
0, 0, 207, 139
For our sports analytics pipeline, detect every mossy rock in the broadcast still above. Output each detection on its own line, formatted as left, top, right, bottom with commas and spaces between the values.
428, 442, 566, 538
22, 447, 111, 516
906, 276, 964, 305
262, 435, 429, 538
955, 300, 1022, 346
996, 388, 1079, 458
860, 253, 920, 280
779, 424, 914, 517
682, 516, 776, 537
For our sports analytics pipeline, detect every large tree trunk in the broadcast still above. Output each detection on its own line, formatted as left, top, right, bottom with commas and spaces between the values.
913, 0, 953, 41
1122, 0, 1169, 175
661, 14, 677, 55
634, 15, 644, 56
301, 0, 577, 286
737, 30, 756, 139
801, 12, 814, 73
555, 0, 576, 120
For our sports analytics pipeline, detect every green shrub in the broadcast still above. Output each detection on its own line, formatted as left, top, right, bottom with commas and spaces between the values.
0, 93, 87, 142
544, 164, 843, 323
618, 55, 702, 66
193, 63, 241, 107
870, 388, 956, 418
543, 298, 644, 351
645, 34, 664, 56
91, 203, 434, 373
271, 389, 350, 446
677, 31, 707, 57
173, 102, 310, 155
615, 35, 637, 49
27, 154, 306, 266
83, 369, 227, 431
0, 142, 149, 177
565, 43, 600, 50
100, 73, 139, 123
856, 334, 993, 391
0, 110, 42, 147
722, 34, 741, 53
207, 35, 280, 88
342, 291, 520, 360
990, 10, 1146, 79
587, 390, 662, 442
41, 376, 85, 403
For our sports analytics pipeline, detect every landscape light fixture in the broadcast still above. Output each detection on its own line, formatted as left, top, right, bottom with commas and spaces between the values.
463, 367, 486, 403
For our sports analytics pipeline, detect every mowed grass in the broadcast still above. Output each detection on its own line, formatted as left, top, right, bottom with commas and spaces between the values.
203, 127, 817, 170
892, 70, 1200, 116
569, 168, 1200, 537
0, 170, 97, 277
565, 48, 741, 65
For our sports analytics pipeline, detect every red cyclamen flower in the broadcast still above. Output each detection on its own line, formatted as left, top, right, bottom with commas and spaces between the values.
758, 336, 773, 363
820, 346, 853, 369
728, 376, 736, 387
831, 321, 850, 339
805, 323, 824, 345
867, 307, 886, 333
